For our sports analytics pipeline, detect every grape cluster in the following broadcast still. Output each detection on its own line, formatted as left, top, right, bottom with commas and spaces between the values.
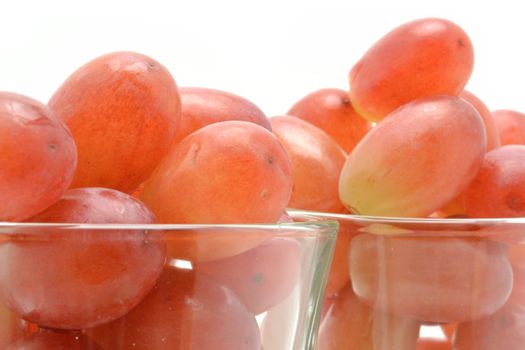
310, 18, 525, 350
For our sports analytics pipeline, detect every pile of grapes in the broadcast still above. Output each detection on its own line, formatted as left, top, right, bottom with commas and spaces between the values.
314, 18, 525, 350
0, 15, 524, 349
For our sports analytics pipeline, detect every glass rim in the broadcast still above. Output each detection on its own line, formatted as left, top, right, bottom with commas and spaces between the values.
287, 209, 525, 225
0, 214, 339, 236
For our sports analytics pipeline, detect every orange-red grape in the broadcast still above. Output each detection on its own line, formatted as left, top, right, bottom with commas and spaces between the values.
493, 109, 525, 145
350, 234, 512, 323
349, 18, 474, 121
318, 283, 420, 350
6, 331, 101, 350
287, 88, 372, 153
0, 92, 77, 221
174, 87, 271, 146
465, 145, 525, 217
460, 91, 500, 151
0, 188, 166, 329
339, 96, 486, 217
195, 237, 300, 314
87, 267, 261, 350
270, 116, 347, 213
454, 303, 525, 350
163, 226, 275, 262
48, 51, 181, 193
141, 120, 292, 224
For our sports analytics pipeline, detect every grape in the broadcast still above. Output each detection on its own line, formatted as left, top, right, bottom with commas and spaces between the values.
0, 188, 166, 329
492, 109, 525, 145
460, 91, 500, 151
318, 283, 420, 350
339, 96, 486, 217
270, 116, 347, 213
174, 87, 271, 146
287, 88, 372, 152
465, 145, 525, 217
141, 120, 292, 224
454, 303, 525, 350
348, 18, 474, 121
350, 234, 512, 323
87, 267, 261, 350
6, 331, 101, 350
163, 226, 275, 262
416, 339, 452, 350
195, 237, 301, 314
0, 302, 26, 348
48, 51, 181, 193
0, 92, 77, 221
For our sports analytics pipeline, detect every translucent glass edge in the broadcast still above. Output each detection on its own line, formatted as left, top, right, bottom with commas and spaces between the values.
0, 218, 339, 236
286, 209, 525, 226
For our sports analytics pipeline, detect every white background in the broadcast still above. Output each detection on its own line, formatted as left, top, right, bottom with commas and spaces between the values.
0, 0, 523, 117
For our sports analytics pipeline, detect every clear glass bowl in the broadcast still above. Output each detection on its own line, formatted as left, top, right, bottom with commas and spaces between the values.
291, 210, 525, 349
0, 213, 338, 350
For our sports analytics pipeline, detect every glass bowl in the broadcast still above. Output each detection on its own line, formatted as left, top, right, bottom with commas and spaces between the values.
0, 212, 338, 350
290, 210, 525, 349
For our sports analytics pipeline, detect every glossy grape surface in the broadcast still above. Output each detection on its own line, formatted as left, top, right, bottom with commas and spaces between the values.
287, 88, 372, 152
88, 267, 261, 350
0, 92, 77, 221
339, 96, 486, 217
141, 120, 293, 224
174, 87, 271, 146
465, 145, 525, 217
318, 283, 420, 350
350, 234, 512, 323
0, 188, 166, 329
48, 51, 181, 193
270, 116, 347, 213
493, 109, 525, 146
195, 237, 300, 314
349, 18, 474, 121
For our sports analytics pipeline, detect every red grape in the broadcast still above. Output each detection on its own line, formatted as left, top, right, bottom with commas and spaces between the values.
270, 116, 347, 213
349, 18, 474, 121
48, 51, 181, 193
174, 87, 271, 146
0, 188, 166, 329
339, 96, 486, 217
493, 109, 525, 146
350, 234, 512, 323
87, 267, 261, 350
0, 92, 76, 221
460, 91, 500, 151
141, 121, 292, 224
318, 283, 420, 350
195, 237, 301, 314
465, 145, 525, 217
287, 88, 372, 153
